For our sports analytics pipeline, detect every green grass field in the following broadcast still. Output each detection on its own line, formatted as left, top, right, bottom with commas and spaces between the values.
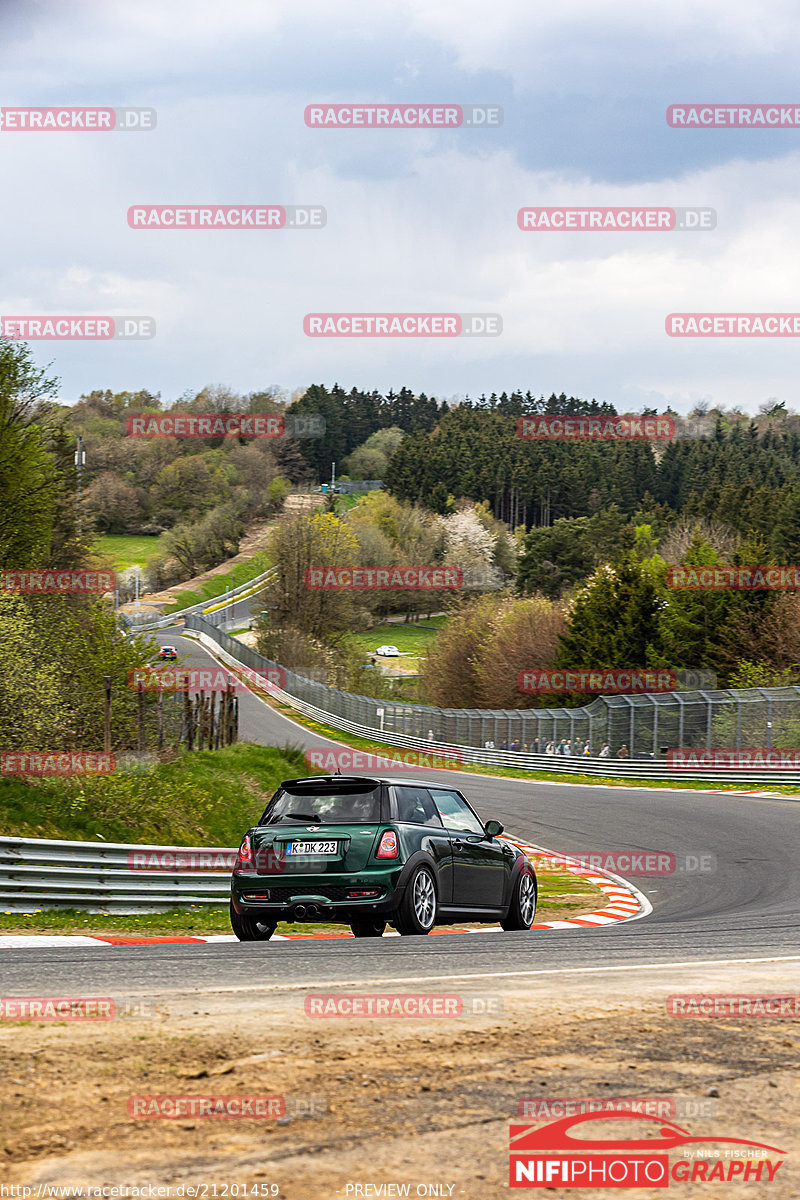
348, 617, 446, 659
92, 534, 165, 571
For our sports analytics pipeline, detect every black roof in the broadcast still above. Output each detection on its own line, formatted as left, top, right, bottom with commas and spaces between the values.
281, 774, 452, 789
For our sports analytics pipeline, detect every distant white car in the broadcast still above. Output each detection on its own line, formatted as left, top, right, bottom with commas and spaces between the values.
375, 644, 401, 657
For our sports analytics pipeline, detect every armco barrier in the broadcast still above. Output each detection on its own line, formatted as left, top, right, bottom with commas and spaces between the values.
120, 566, 278, 632
0, 836, 232, 912
0, 834, 640, 918
184, 616, 800, 784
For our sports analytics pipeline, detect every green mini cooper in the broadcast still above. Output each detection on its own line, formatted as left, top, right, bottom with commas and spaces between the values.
230, 774, 537, 940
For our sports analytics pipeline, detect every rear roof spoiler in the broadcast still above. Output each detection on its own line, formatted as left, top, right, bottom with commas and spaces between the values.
281, 775, 382, 789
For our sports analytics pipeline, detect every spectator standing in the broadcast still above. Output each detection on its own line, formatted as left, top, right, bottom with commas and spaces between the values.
599, 742, 610, 758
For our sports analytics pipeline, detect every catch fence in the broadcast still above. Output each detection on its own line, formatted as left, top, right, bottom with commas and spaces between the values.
184, 616, 800, 766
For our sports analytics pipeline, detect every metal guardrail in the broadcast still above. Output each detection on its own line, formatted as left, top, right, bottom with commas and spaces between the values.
186, 621, 800, 785
120, 566, 278, 632
0, 836, 233, 912
0, 831, 551, 914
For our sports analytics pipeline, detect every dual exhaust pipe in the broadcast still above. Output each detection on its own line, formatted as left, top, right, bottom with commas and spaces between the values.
293, 902, 320, 920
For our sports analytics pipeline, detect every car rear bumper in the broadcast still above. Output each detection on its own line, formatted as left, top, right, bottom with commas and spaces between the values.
231, 865, 405, 923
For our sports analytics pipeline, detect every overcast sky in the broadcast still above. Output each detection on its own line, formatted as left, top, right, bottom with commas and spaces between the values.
3, 0, 800, 412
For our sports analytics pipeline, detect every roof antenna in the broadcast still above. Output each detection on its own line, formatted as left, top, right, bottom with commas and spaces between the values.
335, 766, 342, 775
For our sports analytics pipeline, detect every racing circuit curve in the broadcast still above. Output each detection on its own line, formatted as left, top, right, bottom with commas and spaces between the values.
1, 625, 797, 996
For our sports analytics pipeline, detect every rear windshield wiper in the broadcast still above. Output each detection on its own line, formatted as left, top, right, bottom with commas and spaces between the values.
283, 811, 323, 821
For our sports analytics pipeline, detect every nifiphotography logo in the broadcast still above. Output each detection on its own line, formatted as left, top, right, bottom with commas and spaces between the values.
509, 1111, 786, 1187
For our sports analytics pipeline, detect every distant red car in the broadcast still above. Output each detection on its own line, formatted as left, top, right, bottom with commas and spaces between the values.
157, 645, 178, 660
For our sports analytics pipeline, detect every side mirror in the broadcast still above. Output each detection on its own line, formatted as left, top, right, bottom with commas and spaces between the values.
484, 819, 504, 838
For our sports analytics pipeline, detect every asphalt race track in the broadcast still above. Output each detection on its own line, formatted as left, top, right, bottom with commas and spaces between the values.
2, 625, 798, 993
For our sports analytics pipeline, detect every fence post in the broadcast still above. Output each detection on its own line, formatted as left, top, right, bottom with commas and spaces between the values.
157, 688, 164, 750
137, 682, 145, 751
705, 692, 712, 749
652, 697, 658, 757
103, 675, 112, 753
214, 691, 222, 749
184, 691, 194, 751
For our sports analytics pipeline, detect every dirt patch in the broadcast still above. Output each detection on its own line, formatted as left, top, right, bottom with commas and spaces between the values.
1, 967, 797, 1198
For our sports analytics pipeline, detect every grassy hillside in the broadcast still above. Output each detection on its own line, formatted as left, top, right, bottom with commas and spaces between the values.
0, 743, 306, 845
163, 549, 273, 613
92, 534, 165, 571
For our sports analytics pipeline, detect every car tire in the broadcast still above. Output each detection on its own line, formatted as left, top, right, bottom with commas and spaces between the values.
501, 868, 537, 931
230, 901, 277, 942
394, 864, 437, 935
350, 919, 387, 937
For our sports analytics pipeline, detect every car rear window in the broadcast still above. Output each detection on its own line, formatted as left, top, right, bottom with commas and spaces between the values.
260, 786, 382, 825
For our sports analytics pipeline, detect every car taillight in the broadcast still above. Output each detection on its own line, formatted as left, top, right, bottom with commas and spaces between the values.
347, 888, 380, 898
235, 834, 253, 871
376, 830, 398, 859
